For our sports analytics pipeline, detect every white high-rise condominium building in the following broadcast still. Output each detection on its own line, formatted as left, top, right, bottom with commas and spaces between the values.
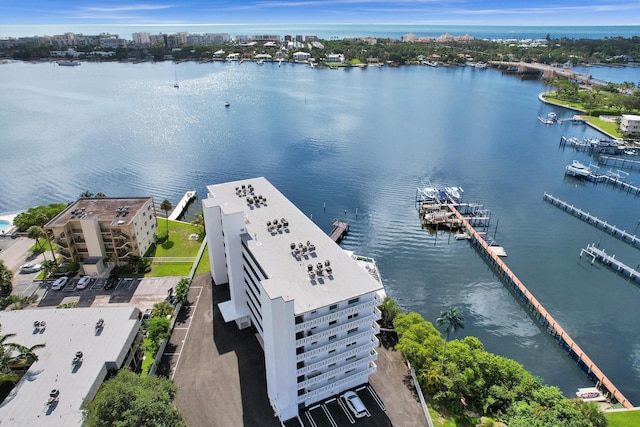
202, 177, 385, 422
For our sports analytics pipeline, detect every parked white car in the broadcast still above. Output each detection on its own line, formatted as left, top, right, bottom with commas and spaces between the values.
51, 276, 69, 290
341, 391, 368, 418
19, 263, 42, 274
76, 275, 91, 290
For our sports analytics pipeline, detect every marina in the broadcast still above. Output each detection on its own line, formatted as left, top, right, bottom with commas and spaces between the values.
579, 243, 640, 283
543, 193, 640, 249
563, 160, 640, 195
560, 136, 621, 155
448, 205, 633, 409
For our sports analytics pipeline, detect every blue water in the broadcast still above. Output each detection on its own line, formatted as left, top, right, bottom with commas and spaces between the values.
0, 220, 10, 231
1, 60, 640, 403
2, 24, 640, 40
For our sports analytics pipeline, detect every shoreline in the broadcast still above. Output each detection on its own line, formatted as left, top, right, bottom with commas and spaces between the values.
537, 91, 624, 140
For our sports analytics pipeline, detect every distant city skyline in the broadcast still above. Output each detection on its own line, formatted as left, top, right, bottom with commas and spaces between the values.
1, 1, 638, 27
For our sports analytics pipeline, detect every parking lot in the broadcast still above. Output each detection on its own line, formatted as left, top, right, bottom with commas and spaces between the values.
33, 275, 178, 311
301, 385, 391, 427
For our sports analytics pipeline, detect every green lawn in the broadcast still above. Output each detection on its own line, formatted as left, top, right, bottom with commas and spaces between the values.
583, 116, 622, 138
153, 219, 202, 258
606, 409, 640, 427
140, 337, 155, 377
147, 262, 193, 277
145, 219, 203, 277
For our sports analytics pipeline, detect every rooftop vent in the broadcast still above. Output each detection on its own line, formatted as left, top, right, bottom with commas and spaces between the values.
72, 351, 83, 365
47, 389, 60, 406
95, 318, 104, 330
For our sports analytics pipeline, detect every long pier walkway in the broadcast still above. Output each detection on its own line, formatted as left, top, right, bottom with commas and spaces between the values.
168, 191, 197, 221
580, 243, 640, 283
450, 206, 633, 408
543, 193, 640, 249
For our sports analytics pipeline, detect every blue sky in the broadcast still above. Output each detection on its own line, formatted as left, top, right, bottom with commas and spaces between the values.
0, 1, 638, 26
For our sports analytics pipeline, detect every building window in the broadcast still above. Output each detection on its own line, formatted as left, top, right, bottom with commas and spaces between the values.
329, 349, 336, 354
348, 297, 359, 305
347, 327, 358, 335
346, 355, 357, 361
330, 304, 338, 311
328, 335, 337, 341
348, 313, 359, 320
328, 363, 336, 368
345, 369, 355, 375
346, 341, 357, 348
329, 320, 337, 326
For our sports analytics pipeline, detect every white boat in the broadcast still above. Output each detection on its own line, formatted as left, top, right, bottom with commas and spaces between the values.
624, 149, 637, 155
565, 160, 592, 178
173, 71, 179, 89
444, 186, 464, 201
420, 186, 439, 200
474, 62, 488, 69
57, 60, 80, 66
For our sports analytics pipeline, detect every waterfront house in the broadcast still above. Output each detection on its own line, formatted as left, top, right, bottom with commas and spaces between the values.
620, 114, 640, 137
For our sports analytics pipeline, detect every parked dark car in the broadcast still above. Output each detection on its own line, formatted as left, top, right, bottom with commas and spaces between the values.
104, 277, 118, 290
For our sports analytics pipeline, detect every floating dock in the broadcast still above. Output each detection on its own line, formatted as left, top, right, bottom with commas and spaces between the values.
329, 220, 349, 244
449, 205, 633, 408
543, 193, 640, 249
168, 191, 197, 221
580, 243, 640, 283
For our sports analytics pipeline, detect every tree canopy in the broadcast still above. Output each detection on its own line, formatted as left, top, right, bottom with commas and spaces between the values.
0, 261, 13, 297
84, 368, 185, 427
12, 203, 67, 232
393, 310, 607, 426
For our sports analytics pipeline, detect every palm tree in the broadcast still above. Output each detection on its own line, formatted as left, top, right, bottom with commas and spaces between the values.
191, 211, 205, 237
26, 225, 46, 259
95, 192, 106, 198
40, 259, 57, 278
11, 343, 46, 373
436, 307, 465, 372
79, 190, 93, 198
160, 199, 172, 237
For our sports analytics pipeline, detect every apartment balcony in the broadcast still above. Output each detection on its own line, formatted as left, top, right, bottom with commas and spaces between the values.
297, 352, 378, 389
295, 296, 382, 333
56, 239, 69, 249
297, 339, 378, 376
296, 329, 379, 363
296, 363, 377, 404
295, 312, 381, 347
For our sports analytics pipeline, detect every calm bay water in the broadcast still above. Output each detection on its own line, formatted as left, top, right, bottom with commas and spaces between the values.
1, 60, 640, 403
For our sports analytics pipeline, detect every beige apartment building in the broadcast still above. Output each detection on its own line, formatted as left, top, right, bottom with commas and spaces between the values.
44, 197, 157, 274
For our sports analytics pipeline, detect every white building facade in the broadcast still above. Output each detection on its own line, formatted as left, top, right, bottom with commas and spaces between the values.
620, 114, 640, 136
202, 177, 385, 422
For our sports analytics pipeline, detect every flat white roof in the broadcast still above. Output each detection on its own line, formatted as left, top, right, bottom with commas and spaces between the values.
0, 307, 141, 426
205, 177, 384, 314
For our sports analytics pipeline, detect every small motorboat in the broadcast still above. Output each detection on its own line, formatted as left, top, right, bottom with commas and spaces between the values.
225, 102, 230, 107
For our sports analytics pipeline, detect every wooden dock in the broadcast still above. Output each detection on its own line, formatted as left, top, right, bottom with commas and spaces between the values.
562, 163, 640, 196
329, 220, 349, 244
450, 206, 633, 408
580, 243, 640, 283
168, 191, 197, 221
543, 193, 640, 249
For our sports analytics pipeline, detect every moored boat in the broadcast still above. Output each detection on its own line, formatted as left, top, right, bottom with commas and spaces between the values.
57, 60, 80, 66
565, 160, 592, 178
